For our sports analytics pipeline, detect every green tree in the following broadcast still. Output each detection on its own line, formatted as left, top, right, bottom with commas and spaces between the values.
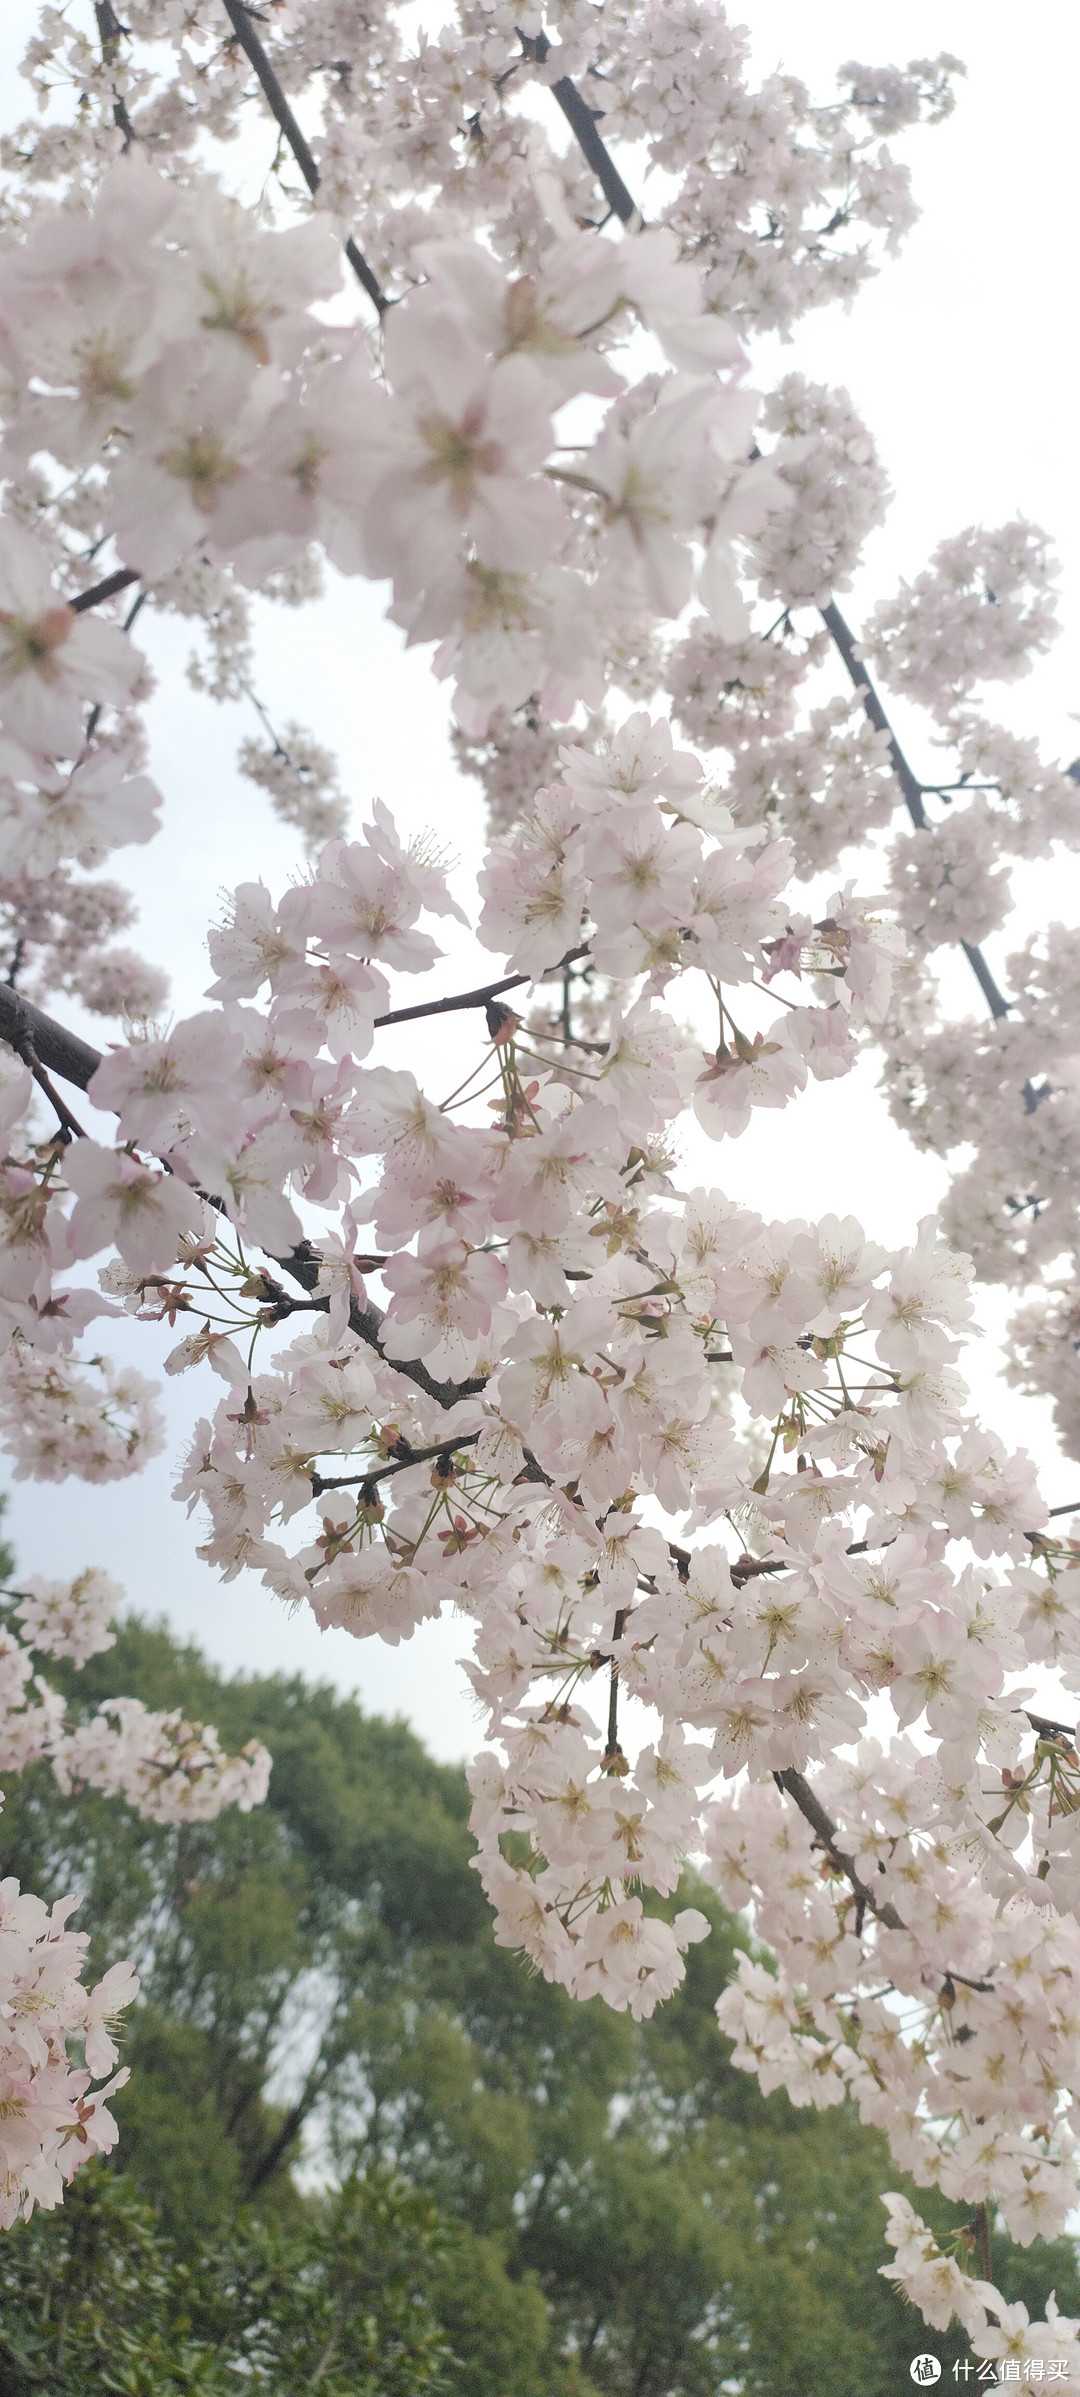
0, 2164, 452, 2395
2, 1606, 1078, 2395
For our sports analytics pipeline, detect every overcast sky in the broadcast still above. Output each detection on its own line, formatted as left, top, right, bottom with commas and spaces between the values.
2, 3, 1079, 1760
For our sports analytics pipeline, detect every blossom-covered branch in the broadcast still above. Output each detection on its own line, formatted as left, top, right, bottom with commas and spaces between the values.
219, 0, 388, 313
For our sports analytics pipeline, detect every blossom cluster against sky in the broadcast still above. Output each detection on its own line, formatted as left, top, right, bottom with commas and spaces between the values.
2, 0, 1078, 1762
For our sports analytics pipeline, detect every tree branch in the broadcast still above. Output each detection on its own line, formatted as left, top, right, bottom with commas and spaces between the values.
94, 0, 138, 149
0, 986, 103, 1092
818, 602, 928, 831
773, 1765, 905, 1931
246, 1240, 488, 1410
522, 33, 642, 227
773, 1765, 994, 1993
0, 986, 486, 1410
820, 601, 1012, 1024
220, 2, 388, 316
529, 69, 1018, 1040
1025, 1709, 1078, 1743
0, 990, 90, 1140
70, 567, 140, 614
372, 945, 590, 1028
310, 1431, 480, 1497
242, 2052, 331, 2197
27, 1063, 87, 1143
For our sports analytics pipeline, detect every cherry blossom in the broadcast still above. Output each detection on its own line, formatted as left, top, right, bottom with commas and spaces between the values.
0, 1570, 268, 2223
1, 2, 1080, 2350
0, 522, 145, 758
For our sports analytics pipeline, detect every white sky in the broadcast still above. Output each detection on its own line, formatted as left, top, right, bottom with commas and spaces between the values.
3, 2, 1080, 1760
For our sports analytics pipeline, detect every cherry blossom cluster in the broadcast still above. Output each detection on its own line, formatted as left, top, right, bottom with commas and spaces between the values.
872, 900, 1080, 1474
0, 153, 791, 746
0, 1584, 270, 1827
0, 516, 164, 1017
709, 1726, 1080, 2246
883, 2198, 1080, 2377
0, 1879, 134, 2230
863, 525, 1061, 723
7, 4, 960, 343
0, 0, 1079, 2355
10, 1565, 120, 1664
237, 719, 350, 855
0, 1569, 270, 2222
0, 0, 961, 1001
0, 702, 900, 1413
458, 1212, 1054, 2008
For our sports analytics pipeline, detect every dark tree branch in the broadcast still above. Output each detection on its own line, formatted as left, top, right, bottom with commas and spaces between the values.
819, 601, 928, 831
605, 1605, 628, 1756
310, 1430, 481, 1497
821, 601, 1013, 1024
773, 1764, 904, 1931
774, 1765, 994, 1992
0, 986, 103, 1092
0, 989, 89, 1141
1026, 1709, 1078, 1742
372, 944, 590, 1028
243, 2052, 332, 2197
70, 567, 140, 614
959, 940, 1011, 1024
94, 1, 138, 149
528, 70, 1020, 1042
248, 1241, 488, 1410
220, 2, 388, 315
522, 33, 642, 227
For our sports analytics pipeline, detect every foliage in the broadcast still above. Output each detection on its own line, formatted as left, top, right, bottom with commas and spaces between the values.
3, 1617, 1079, 2395
0, 2164, 451, 2396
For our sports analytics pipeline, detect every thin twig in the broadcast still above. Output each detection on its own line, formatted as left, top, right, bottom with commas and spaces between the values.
373, 945, 590, 1029
774, 1765, 903, 1932
819, 602, 928, 832
310, 1431, 480, 1497
605, 1606, 628, 1755
29, 1063, 88, 1143
0, 989, 88, 1140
